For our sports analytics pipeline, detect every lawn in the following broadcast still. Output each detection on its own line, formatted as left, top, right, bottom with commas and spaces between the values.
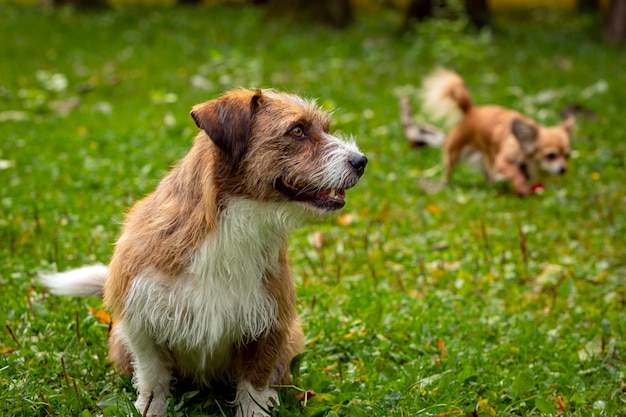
1, 3, 625, 416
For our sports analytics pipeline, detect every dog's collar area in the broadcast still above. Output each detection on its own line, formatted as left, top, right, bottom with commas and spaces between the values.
275, 178, 346, 210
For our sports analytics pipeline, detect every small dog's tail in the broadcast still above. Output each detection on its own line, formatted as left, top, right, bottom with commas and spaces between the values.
40, 264, 108, 297
421, 69, 473, 128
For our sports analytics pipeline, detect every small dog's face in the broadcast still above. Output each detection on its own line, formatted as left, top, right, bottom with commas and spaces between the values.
191, 89, 367, 212
512, 117, 573, 175
536, 125, 572, 174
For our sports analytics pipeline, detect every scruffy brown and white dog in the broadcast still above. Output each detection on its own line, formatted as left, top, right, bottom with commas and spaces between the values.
41, 89, 367, 416
421, 69, 573, 196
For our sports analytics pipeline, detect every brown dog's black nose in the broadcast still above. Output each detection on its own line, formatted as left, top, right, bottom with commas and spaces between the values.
349, 154, 367, 177
558, 166, 567, 174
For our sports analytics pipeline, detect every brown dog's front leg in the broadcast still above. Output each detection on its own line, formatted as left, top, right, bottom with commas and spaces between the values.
235, 331, 286, 417
234, 247, 303, 417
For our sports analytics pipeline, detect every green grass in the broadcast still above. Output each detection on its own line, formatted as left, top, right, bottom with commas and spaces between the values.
1, 3, 625, 416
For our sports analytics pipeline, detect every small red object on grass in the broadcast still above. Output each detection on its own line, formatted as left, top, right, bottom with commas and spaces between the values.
531, 182, 545, 194
295, 390, 316, 403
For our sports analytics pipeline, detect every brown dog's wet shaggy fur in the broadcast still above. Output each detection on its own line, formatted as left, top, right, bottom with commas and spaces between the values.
42, 89, 367, 416
422, 69, 573, 196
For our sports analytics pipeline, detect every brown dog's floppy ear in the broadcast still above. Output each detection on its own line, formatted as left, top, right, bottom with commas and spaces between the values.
511, 118, 539, 154
190, 89, 263, 168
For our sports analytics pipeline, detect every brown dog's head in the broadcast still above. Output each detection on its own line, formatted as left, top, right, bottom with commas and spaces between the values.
191, 89, 367, 212
511, 117, 573, 175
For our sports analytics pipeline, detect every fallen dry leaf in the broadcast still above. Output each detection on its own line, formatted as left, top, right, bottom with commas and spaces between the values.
1, 347, 16, 354
89, 308, 111, 325
336, 212, 355, 226
295, 390, 316, 403
426, 204, 441, 214
310, 231, 324, 249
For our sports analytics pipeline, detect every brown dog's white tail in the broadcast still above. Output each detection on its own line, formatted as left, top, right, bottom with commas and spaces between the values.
421, 68, 472, 129
40, 264, 108, 297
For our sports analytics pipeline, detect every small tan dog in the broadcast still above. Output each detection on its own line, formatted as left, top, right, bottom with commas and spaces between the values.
421, 69, 573, 196
42, 89, 367, 416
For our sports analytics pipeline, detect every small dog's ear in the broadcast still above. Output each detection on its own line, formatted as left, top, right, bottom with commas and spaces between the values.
190, 89, 263, 167
561, 115, 575, 133
511, 118, 539, 154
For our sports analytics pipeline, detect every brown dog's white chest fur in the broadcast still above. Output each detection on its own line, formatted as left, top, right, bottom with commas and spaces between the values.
41, 89, 367, 417
109, 193, 303, 416
123, 200, 293, 373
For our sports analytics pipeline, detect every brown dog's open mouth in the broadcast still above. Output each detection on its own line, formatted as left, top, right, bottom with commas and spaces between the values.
275, 178, 347, 210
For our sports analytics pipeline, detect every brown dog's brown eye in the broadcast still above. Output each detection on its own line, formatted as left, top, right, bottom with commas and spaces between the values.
290, 125, 305, 138
546, 152, 557, 161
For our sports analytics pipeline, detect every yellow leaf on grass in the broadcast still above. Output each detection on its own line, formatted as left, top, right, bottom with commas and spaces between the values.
426, 204, 441, 214
89, 308, 111, 325
477, 398, 496, 417
337, 213, 355, 226
77, 126, 88, 138
438, 339, 447, 360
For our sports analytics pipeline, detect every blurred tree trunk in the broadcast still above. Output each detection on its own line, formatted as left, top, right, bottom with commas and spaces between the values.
402, 0, 490, 32
578, 0, 599, 12
464, 0, 490, 28
53, 0, 107, 8
605, 0, 626, 43
402, 0, 433, 32
266, 0, 353, 28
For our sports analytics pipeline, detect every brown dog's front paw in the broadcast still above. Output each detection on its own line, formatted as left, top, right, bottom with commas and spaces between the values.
235, 382, 279, 417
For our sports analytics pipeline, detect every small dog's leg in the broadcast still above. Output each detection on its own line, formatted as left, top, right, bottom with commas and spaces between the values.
443, 127, 464, 183
481, 157, 494, 184
443, 152, 455, 184
510, 172, 530, 197
494, 159, 530, 197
